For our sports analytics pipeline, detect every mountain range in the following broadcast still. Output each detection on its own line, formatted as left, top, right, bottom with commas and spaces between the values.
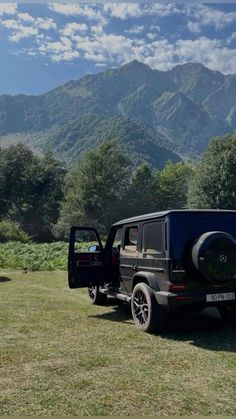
0, 60, 235, 168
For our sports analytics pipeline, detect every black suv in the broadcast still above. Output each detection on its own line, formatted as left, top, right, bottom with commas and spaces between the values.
68, 209, 236, 333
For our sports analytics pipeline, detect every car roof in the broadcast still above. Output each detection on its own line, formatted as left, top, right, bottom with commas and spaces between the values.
112, 209, 236, 227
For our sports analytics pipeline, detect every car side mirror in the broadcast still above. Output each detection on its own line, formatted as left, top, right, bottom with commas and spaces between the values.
88, 245, 100, 252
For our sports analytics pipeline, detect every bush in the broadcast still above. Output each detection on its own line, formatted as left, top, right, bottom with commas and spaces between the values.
0, 221, 31, 243
0, 241, 68, 271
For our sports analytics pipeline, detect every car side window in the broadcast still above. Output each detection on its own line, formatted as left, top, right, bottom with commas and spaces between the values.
112, 228, 122, 252
142, 221, 164, 253
124, 226, 138, 252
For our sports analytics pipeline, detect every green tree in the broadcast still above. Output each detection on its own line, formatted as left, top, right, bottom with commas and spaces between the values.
22, 150, 66, 241
0, 144, 65, 241
124, 163, 161, 217
159, 161, 193, 210
188, 134, 236, 209
54, 140, 131, 238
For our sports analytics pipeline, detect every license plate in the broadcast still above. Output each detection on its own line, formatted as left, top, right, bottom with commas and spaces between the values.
206, 292, 235, 302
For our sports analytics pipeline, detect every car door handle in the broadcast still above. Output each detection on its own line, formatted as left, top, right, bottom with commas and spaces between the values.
131, 265, 138, 271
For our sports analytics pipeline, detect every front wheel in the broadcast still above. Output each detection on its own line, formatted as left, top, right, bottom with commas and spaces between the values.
131, 282, 167, 333
88, 286, 107, 305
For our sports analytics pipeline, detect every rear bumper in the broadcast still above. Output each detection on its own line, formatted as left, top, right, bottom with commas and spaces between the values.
155, 290, 236, 308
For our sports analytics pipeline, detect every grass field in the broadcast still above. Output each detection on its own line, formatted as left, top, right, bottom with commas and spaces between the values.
1, 269, 236, 415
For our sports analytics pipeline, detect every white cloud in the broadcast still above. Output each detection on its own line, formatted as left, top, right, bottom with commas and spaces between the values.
36, 18, 57, 31
48, 4, 85, 16
9, 25, 39, 42
37, 35, 81, 63
61, 22, 88, 37
103, 3, 180, 20
0, 4, 17, 16
49, 3, 106, 25
227, 31, 236, 45
103, 4, 142, 20
174, 37, 236, 74
186, 21, 201, 35
2, 3, 236, 75
18, 13, 34, 23
186, 5, 236, 34
91, 24, 104, 35
125, 25, 145, 35
1, 15, 57, 43
1, 19, 18, 30
146, 33, 158, 41
147, 3, 181, 17
76, 33, 138, 64
150, 25, 161, 32
52, 50, 80, 63
95, 63, 108, 68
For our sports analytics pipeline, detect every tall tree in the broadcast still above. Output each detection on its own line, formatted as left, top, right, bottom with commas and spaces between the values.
0, 144, 65, 241
159, 161, 193, 210
53, 140, 131, 238
188, 134, 236, 209
124, 163, 161, 217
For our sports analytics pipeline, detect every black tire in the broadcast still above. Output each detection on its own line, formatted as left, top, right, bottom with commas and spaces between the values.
218, 304, 236, 322
87, 286, 107, 305
131, 282, 167, 333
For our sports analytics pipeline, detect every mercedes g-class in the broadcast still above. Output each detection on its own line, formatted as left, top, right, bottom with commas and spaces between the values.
68, 209, 236, 332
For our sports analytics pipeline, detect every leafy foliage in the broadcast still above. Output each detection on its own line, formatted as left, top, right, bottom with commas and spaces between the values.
188, 133, 236, 209
0, 144, 66, 241
160, 161, 193, 210
54, 141, 193, 238
53, 140, 132, 238
123, 163, 161, 217
0, 241, 67, 271
0, 221, 30, 243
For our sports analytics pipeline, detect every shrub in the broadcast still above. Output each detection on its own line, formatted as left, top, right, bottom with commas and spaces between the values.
0, 221, 31, 243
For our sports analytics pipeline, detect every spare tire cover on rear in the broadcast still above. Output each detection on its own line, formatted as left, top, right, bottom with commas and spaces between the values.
192, 231, 236, 284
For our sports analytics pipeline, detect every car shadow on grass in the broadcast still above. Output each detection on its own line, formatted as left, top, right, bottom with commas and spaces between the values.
0, 276, 11, 283
160, 308, 236, 352
90, 303, 236, 352
89, 298, 132, 324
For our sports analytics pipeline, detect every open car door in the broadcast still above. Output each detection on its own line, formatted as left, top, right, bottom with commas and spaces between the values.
68, 226, 104, 288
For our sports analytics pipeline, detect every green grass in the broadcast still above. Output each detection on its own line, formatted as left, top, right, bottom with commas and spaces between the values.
1, 269, 236, 415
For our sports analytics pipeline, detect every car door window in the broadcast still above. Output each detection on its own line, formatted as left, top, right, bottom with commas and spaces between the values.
74, 229, 101, 252
112, 228, 122, 252
124, 226, 138, 253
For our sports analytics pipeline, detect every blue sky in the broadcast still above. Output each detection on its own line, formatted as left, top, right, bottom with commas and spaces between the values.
1, 2, 236, 95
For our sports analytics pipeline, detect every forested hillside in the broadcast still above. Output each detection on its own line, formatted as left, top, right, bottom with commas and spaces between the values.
0, 60, 235, 166
0, 133, 236, 244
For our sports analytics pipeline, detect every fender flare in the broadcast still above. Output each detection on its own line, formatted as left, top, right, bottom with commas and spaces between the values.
132, 271, 160, 291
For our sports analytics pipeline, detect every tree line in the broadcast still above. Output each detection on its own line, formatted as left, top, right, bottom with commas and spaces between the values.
0, 133, 236, 242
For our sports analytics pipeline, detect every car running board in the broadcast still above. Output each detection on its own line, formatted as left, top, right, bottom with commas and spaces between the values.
100, 288, 131, 303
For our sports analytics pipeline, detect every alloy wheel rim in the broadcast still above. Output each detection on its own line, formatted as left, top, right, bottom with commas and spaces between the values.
133, 290, 149, 326
88, 286, 96, 300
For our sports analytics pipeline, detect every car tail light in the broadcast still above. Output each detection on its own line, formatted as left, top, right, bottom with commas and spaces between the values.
176, 295, 191, 301
169, 283, 187, 291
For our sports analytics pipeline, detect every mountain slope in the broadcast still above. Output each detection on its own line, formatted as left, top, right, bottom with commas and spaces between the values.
0, 60, 235, 165
48, 113, 180, 169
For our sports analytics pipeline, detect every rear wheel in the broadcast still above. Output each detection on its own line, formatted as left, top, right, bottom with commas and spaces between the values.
88, 286, 107, 305
131, 282, 167, 333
